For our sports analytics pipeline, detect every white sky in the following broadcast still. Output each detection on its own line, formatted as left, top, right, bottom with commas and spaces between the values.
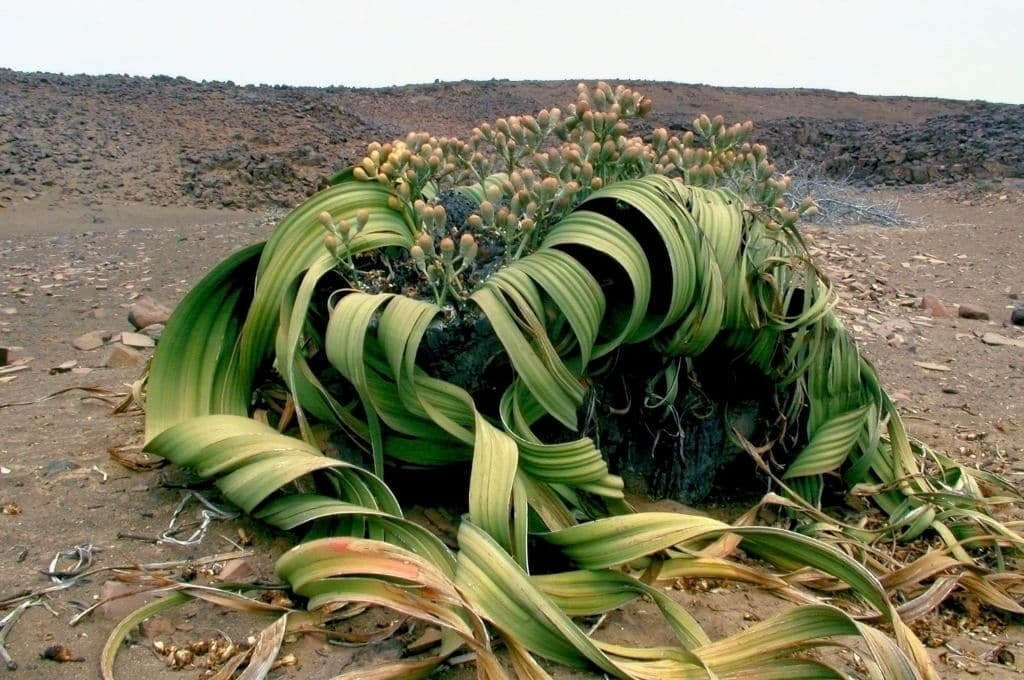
2, 1, 1022, 104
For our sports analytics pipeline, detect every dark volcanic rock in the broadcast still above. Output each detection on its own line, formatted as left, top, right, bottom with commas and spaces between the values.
750, 105, 1024, 186
1, 68, 1021, 210
1011, 303, 1024, 326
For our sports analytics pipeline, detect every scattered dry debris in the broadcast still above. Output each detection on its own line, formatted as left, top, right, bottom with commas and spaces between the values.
40, 643, 85, 663
914, 361, 952, 372
0, 599, 47, 669
48, 359, 78, 375
109, 444, 166, 471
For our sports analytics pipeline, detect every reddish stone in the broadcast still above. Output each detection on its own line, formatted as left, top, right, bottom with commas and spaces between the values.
920, 293, 949, 318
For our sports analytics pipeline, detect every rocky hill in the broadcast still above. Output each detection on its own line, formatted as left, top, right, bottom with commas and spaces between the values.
1, 69, 1021, 210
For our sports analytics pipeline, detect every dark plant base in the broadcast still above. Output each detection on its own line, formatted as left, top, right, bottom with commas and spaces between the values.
421, 321, 776, 507
599, 402, 758, 506
581, 346, 773, 506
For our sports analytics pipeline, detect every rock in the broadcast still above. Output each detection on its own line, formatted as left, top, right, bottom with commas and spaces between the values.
909, 165, 933, 184
957, 303, 990, 320
119, 331, 155, 348
920, 293, 950, 318
139, 323, 165, 341
49, 360, 78, 374
981, 333, 1024, 348
127, 296, 172, 330
42, 459, 80, 476
104, 344, 144, 368
406, 628, 442, 654
887, 333, 908, 348
890, 390, 912, 404
913, 361, 951, 372
885, 147, 907, 164
97, 581, 158, 620
72, 330, 109, 351
138, 615, 176, 639
1012, 304, 1024, 326
215, 558, 254, 582
874, 319, 915, 338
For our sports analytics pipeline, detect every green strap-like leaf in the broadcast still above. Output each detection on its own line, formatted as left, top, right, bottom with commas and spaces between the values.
783, 405, 870, 479
144, 242, 262, 440
509, 248, 605, 368
541, 210, 652, 355
468, 411, 522, 561
472, 282, 583, 429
